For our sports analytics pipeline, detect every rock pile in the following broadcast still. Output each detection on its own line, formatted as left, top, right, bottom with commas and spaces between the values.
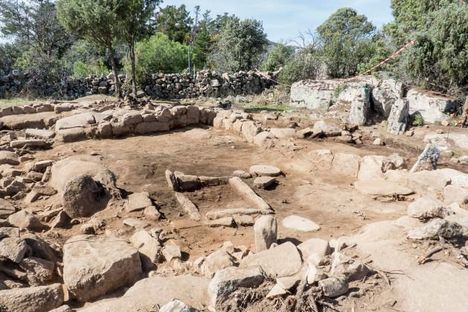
0, 70, 276, 100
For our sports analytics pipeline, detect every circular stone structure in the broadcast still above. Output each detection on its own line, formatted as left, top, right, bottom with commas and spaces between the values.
249, 165, 282, 177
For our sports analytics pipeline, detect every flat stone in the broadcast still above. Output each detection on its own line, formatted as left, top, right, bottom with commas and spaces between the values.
200, 249, 236, 278
130, 230, 161, 268
174, 192, 201, 221
232, 170, 251, 179
127, 192, 153, 212
123, 218, 148, 229
354, 180, 414, 197
0, 151, 19, 165
282, 215, 320, 232
249, 165, 282, 177
25, 128, 56, 140
0, 283, 64, 312
63, 235, 142, 302
240, 242, 302, 278
8, 210, 46, 231
206, 217, 235, 227
0, 198, 16, 218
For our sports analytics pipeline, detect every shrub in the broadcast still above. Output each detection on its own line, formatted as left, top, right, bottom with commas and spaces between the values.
279, 48, 323, 85
261, 43, 295, 72
126, 33, 188, 83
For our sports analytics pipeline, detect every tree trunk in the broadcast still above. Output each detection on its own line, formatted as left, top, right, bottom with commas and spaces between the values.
129, 40, 137, 96
109, 47, 122, 98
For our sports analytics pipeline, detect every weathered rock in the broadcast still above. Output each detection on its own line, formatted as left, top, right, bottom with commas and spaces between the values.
387, 99, 409, 135
144, 205, 161, 221
206, 208, 267, 220
0, 151, 19, 165
249, 164, 282, 177
228, 177, 271, 211
10, 139, 51, 149
130, 230, 161, 269
63, 235, 142, 302
319, 275, 349, 298
407, 196, 450, 221
25, 128, 55, 140
346, 86, 371, 126
240, 242, 302, 278
62, 175, 110, 218
253, 176, 277, 189
407, 89, 459, 124
407, 219, 463, 240
174, 192, 201, 221
8, 210, 46, 231
200, 249, 236, 278
330, 252, 373, 282
0, 237, 30, 263
208, 266, 265, 308
19, 257, 56, 286
298, 238, 331, 263
126, 192, 153, 212
162, 241, 182, 262
0, 283, 64, 312
253, 215, 277, 252
443, 185, 468, 206
55, 112, 96, 131
372, 79, 404, 117
0, 198, 16, 218
282, 215, 320, 232
160, 299, 199, 312
331, 153, 361, 177
232, 170, 251, 179
312, 120, 342, 137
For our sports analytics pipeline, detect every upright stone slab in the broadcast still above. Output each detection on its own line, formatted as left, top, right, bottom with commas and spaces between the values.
387, 99, 409, 135
253, 215, 277, 252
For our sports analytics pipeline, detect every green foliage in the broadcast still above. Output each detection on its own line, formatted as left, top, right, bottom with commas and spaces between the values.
317, 8, 377, 78
400, 3, 468, 92
279, 48, 323, 85
209, 18, 268, 72
127, 33, 189, 83
156, 5, 193, 44
72, 61, 108, 78
0, 43, 22, 74
388, 0, 460, 44
410, 112, 425, 126
0, 0, 73, 57
261, 44, 295, 72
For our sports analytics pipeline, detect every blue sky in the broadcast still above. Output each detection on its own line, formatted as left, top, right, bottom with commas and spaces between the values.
169, 0, 394, 42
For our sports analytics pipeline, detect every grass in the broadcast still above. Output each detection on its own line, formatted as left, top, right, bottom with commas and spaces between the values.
0, 98, 44, 107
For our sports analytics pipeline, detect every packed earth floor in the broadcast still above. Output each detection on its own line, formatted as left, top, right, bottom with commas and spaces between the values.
0, 94, 467, 312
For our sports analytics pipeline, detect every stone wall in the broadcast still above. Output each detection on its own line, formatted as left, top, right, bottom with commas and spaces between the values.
0, 70, 276, 100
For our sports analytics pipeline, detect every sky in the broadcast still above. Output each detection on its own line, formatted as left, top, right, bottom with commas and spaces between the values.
169, 0, 394, 43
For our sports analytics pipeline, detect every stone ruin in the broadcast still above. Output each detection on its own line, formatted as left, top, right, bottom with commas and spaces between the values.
0, 79, 466, 312
0, 70, 277, 100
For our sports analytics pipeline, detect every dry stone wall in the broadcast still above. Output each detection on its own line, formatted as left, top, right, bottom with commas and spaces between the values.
0, 70, 276, 100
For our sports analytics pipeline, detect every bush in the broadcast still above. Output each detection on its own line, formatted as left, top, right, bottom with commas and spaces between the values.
72, 61, 108, 78
62, 40, 110, 78
261, 43, 294, 72
279, 48, 323, 85
126, 33, 188, 83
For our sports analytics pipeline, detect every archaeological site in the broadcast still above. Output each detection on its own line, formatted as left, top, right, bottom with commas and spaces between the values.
0, 0, 467, 311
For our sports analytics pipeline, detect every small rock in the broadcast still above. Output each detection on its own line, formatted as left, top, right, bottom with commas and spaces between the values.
8, 210, 46, 231
0, 237, 30, 263
162, 241, 182, 262
282, 215, 320, 232
159, 299, 199, 312
127, 192, 153, 212
249, 165, 282, 177
144, 206, 161, 221
319, 275, 349, 298
407, 219, 463, 240
253, 176, 277, 190
407, 196, 451, 221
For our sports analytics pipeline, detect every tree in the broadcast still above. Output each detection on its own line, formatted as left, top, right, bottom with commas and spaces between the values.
126, 33, 189, 83
400, 3, 468, 92
317, 8, 377, 78
261, 43, 295, 72
117, 0, 161, 96
56, 0, 123, 97
387, 0, 461, 45
0, 0, 72, 58
156, 5, 193, 44
0, 43, 21, 75
209, 18, 268, 72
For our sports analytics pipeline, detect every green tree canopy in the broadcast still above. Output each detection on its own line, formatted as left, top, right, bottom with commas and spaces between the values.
209, 18, 268, 72
261, 43, 295, 72
156, 5, 193, 44
57, 0, 123, 96
317, 7, 377, 78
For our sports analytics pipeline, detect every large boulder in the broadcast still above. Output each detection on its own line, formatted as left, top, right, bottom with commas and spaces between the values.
290, 80, 337, 111
49, 157, 118, 217
63, 235, 142, 302
407, 89, 459, 124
